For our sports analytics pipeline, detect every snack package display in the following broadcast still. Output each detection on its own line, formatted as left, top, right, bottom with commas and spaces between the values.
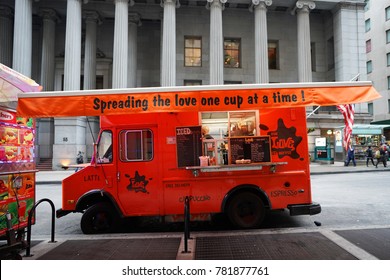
0, 108, 36, 237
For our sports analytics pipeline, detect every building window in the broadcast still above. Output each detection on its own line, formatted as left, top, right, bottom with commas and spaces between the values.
365, 19, 371, 32
388, 99, 390, 113
364, 0, 369, 12
184, 80, 202, 86
268, 41, 278, 70
387, 30, 390, 44
366, 60, 372, 74
184, 36, 202, 67
311, 42, 316, 72
327, 37, 335, 70
224, 38, 241, 68
366, 40, 371, 53
387, 53, 390, 66
224, 81, 242, 84
386, 6, 390, 21
368, 103, 373, 115
387, 76, 390, 89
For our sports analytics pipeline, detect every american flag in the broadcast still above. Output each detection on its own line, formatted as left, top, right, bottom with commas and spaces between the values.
336, 104, 355, 151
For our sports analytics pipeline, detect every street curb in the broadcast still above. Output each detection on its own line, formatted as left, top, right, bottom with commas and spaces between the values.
310, 168, 390, 175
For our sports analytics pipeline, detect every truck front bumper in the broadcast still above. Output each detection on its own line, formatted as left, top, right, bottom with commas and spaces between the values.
56, 208, 72, 218
288, 202, 321, 216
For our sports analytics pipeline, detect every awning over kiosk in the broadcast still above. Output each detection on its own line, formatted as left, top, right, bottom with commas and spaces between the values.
16, 81, 381, 118
352, 125, 388, 135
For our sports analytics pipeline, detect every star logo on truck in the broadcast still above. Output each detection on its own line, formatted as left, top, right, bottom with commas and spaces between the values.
125, 171, 152, 194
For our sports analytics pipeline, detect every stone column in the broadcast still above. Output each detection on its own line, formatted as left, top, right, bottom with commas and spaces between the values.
37, 9, 58, 162
0, 6, 13, 67
40, 9, 58, 92
295, 0, 315, 82
113, 0, 130, 88
251, 0, 272, 84
207, 0, 225, 85
64, 0, 82, 90
83, 11, 101, 90
54, 0, 85, 170
12, 0, 32, 76
83, 11, 101, 160
161, 0, 177, 87
128, 13, 140, 88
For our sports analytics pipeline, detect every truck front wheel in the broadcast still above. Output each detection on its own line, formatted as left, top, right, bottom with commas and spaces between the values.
227, 192, 265, 229
80, 202, 119, 234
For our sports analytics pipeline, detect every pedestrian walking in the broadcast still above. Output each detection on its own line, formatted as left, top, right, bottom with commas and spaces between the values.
375, 145, 387, 168
365, 146, 375, 167
345, 145, 356, 167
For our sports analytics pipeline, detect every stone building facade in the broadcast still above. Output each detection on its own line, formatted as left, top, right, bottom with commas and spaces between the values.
0, 0, 370, 168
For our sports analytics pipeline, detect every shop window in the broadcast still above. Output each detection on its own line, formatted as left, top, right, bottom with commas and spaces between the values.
224, 38, 241, 68
119, 130, 153, 162
268, 41, 278, 70
184, 36, 202, 67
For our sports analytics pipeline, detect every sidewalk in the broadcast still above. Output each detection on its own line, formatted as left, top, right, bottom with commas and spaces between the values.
35, 161, 390, 184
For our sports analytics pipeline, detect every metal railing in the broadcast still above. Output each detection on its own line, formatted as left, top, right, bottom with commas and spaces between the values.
25, 198, 56, 257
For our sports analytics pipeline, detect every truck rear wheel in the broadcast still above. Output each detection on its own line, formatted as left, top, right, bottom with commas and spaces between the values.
80, 202, 119, 234
227, 192, 265, 228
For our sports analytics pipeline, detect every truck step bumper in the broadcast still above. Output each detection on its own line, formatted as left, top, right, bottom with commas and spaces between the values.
288, 202, 321, 216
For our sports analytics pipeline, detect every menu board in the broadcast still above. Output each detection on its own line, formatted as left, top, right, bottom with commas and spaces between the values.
229, 136, 271, 164
176, 126, 202, 167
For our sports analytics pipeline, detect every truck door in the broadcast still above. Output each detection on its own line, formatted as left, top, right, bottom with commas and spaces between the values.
116, 127, 160, 216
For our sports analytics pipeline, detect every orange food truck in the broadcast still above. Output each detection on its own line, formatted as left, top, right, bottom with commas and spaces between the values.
17, 82, 381, 234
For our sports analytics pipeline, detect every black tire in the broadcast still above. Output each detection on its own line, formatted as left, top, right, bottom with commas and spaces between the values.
227, 192, 265, 229
80, 202, 119, 234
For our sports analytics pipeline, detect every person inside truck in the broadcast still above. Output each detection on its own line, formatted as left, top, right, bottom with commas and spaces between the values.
98, 144, 112, 163
201, 126, 213, 139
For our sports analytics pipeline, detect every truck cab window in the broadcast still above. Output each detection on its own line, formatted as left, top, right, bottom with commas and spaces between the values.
119, 130, 153, 161
97, 130, 113, 163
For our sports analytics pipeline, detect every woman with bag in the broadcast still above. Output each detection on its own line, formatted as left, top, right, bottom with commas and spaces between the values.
375, 145, 387, 168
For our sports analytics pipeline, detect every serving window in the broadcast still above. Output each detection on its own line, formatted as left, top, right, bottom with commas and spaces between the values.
200, 111, 260, 165
200, 110, 258, 139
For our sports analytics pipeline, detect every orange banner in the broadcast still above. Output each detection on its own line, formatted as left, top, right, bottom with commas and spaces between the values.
16, 83, 381, 117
